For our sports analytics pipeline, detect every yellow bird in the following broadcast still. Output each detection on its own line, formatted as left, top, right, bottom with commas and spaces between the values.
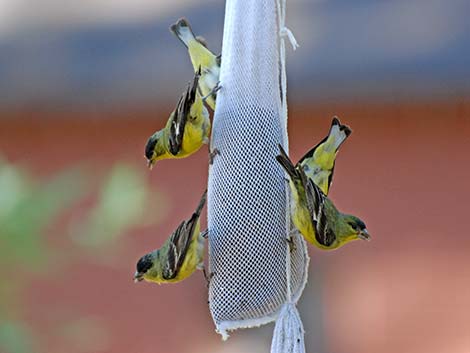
170, 18, 220, 110
277, 146, 370, 250
134, 190, 207, 284
145, 69, 210, 168
298, 117, 351, 195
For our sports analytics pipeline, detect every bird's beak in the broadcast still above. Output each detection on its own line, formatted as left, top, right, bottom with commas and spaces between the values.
357, 229, 371, 241
147, 160, 154, 170
134, 271, 144, 283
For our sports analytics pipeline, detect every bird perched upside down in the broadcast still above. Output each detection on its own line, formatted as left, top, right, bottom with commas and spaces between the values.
145, 69, 211, 168
170, 18, 220, 110
276, 145, 370, 250
299, 117, 352, 195
134, 190, 207, 284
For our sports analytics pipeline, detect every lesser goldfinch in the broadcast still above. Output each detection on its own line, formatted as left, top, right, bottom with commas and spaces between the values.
145, 69, 210, 168
170, 18, 220, 110
134, 190, 207, 284
277, 145, 370, 250
298, 117, 351, 195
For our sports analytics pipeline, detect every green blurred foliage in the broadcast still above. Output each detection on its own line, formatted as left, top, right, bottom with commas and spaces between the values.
70, 164, 149, 249
0, 157, 164, 353
0, 322, 35, 353
0, 158, 86, 271
59, 316, 110, 353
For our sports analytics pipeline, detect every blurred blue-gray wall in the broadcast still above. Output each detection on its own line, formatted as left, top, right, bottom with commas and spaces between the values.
0, 0, 469, 108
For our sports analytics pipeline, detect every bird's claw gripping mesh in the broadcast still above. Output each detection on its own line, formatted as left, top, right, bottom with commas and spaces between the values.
207, 0, 308, 341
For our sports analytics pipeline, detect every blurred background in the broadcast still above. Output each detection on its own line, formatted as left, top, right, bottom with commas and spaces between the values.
0, 0, 469, 353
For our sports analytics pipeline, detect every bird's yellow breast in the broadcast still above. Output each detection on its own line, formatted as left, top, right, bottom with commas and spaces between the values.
334, 233, 359, 250
180, 120, 206, 156
187, 42, 219, 110
187, 42, 216, 71
289, 181, 316, 245
313, 146, 336, 171
302, 147, 338, 194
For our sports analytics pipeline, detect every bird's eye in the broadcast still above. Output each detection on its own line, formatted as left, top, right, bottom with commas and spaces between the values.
348, 222, 357, 231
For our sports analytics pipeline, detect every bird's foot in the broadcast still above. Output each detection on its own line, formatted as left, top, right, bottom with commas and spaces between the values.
286, 234, 297, 254
202, 266, 215, 288
202, 82, 222, 103
200, 229, 209, 239
209, 148, 220, 165
212, 82, 222, 94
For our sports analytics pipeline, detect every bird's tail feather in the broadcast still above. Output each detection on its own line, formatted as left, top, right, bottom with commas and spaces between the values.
276, 145, 299, 181
170, 18, 196, 48
329, 116, 352, 151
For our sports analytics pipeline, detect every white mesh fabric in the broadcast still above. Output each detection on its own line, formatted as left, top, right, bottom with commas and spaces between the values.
207, 0, 308, 338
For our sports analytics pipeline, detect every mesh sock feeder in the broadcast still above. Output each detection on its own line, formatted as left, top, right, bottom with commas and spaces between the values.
207, 0, 308, 351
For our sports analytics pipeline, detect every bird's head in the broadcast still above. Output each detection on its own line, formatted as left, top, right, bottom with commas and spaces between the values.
144, 131, 163, 169
134, 253, 155, 283
342, 215, 371, 242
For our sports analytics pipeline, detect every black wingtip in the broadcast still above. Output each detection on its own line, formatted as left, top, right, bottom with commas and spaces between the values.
169, 23, 177, 34
277, 144, 288, 157
342, 124, 352, 137
179, 70, 200, 113
169, 18, 193, 49
276, 144, 289, 165
189, 69, 200, 100
331, 116, 340, 127
331, 116, 352, 137
276, 144, 297, 179
194, 189, 207, 217
177, 17, 190, 28
169, 17, 190, 33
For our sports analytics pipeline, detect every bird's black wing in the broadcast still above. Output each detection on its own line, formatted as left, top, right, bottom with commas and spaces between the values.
304, 176, 337, 247
162, 191, 206, 280
276, 144, 299, 181
168, 95, 186, 156
298, 165, 318, 219
168, 70, 200, 155
315, 201, 336, 247
162, 221, 192, 280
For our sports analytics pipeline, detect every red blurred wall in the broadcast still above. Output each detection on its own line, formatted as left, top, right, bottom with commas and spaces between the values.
0, 98, 469, 353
